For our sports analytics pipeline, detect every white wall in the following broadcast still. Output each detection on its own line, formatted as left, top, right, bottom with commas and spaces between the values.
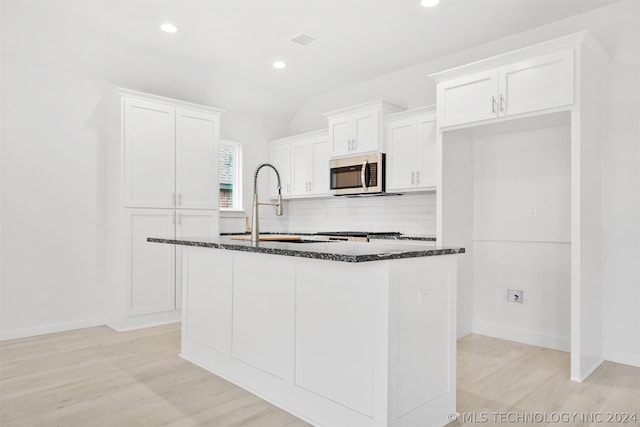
288, 1, 640, 365
1, 60, 109, 339
0, 18, 288, 339
472, 125, 572, 351
602, 61, 640, 367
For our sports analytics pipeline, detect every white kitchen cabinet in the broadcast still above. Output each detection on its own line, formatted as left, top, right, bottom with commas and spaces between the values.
125, 98, 221, 210
175, 109, 220, 210
500, 50, 574, 117
127, 209, 176, 316
436, 50, 574, 127
291, 135, 329, 196
126, 208, 219, 318
269, 130, 329, 198
323, 100, 405, 157
106, 88, 224, 331
310, 137, 329, 195
291, 141, 311, 195
268, 142, 292, 198
124, 98, 176, 208
386, 106, 437, 192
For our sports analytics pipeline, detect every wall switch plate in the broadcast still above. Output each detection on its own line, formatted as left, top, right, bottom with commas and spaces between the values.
528, 204, 537, 217
418, 290, 432, 306
507, 288, 524, 304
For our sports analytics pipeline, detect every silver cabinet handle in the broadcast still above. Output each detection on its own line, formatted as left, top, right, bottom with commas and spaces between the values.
348, 139, 352, 151
411, 171, 415, 184
309, 181, 312, 192
177, 193, 182, 206
172, 193, 176, 206
491, 96, 497, 114
361, 160, 368, 190
178, 212, 182, 224
287, 183, 290, 193
416, 171, 420, 184
500, 94, 505, 113
353, 139, 357, 150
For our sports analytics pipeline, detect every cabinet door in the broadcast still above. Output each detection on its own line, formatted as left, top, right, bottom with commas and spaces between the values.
291, 141, 312, 196
269, 144, 291, 198
500, 50, 574, 117
175, 109, 219, 210
124, 99, 175, 208
310, 137, 329, 195
415, 114, 437, 189
351, 109, 379, 154
386, 118, 416, 191
329, 116, 352, 157
437, 69, 499, 127
127, 209, 176, 316
175, 210, 219, 309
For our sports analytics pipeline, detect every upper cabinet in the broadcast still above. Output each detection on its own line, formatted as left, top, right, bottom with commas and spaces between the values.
123, 95, 223, 210
385, 106, 437, 192
269, 142, 293, 197
323, 100, 405, 157
175, 109, 221, 210
269, 130, 329, 199
434, 49, 574, 128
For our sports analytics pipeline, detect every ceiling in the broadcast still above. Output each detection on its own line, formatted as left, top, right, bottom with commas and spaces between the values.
1, 0, 621, 121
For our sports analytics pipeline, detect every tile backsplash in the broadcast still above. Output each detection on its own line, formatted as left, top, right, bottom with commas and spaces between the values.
223, 192, 436, 236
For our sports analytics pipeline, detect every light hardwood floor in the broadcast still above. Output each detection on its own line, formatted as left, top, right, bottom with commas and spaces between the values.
1, 323, 638, 426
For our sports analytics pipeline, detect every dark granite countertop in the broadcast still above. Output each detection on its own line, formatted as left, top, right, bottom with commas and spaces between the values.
148, 236, 464, 263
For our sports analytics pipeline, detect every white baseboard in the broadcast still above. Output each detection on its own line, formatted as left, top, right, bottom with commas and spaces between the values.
106, 311, 181, 332
1, 318, 105, 341
603, 349, 640, 368
472, 321, 570, 352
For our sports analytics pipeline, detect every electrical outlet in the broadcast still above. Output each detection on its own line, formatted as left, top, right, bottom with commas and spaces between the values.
418, 290, 432, 306
507, 288, 524, 304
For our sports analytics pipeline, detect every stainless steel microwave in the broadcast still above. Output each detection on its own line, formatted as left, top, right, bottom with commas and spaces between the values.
329, 153, 385, 196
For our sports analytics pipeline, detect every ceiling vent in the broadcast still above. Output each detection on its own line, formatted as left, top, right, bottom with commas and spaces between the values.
289, 33, 317, 47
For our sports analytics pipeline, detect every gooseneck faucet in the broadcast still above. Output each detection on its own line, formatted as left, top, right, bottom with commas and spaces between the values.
251, 163, 283, 243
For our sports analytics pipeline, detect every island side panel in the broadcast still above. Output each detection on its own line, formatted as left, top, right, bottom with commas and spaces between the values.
294, 260, 390, 420
181, 247, 232, 358
232, 252, 296, 381
388, 255, 458, 427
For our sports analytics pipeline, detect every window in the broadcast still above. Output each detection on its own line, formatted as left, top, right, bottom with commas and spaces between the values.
219, 140, 243, 211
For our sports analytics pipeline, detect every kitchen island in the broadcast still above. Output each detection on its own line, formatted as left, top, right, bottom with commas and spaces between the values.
149, 236, 464, 427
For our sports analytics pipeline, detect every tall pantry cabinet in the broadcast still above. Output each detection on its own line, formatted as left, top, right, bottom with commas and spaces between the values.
106, 89, 224, 331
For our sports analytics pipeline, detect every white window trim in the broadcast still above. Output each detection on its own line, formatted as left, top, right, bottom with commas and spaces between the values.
220, 210, 246, 218
219, 139, 243, 212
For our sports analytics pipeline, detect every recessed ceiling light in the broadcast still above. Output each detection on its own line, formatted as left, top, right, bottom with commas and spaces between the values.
421, 0, 440, 7
160, 23, 178, 33
273, 61, 287, 69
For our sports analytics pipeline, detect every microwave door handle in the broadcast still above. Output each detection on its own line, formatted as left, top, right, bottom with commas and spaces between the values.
361, 160, 368, 191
